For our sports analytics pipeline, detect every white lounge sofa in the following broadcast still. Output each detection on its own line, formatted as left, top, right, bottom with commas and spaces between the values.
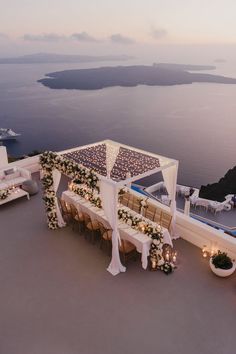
0, 166, 31, 190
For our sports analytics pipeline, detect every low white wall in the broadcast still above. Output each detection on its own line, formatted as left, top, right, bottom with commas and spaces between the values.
0, 146, 8, 168
8, 155, 40, 173
145, 181, 163, 193
176, 212, 236, 259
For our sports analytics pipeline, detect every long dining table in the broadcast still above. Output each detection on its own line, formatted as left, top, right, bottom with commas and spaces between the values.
62, 190, 173, 270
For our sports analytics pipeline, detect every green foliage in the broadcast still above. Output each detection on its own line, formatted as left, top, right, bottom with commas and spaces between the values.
212, 251, 233, 270
39, 151, 100, 229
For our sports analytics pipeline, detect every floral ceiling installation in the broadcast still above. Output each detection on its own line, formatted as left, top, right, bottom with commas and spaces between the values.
63, 143, 160, 181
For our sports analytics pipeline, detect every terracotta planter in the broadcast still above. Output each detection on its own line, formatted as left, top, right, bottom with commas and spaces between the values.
210, 258, 236, 277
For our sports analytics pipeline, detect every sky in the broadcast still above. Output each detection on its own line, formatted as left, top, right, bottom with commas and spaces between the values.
0, 0, 236, 61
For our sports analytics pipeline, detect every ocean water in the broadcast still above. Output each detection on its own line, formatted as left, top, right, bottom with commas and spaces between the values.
0, 61, 236, 188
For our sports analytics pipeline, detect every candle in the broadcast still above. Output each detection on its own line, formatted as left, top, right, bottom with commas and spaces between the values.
152, 259, 157, 269
139, 222, 146, 233
165, 251, 170, 262
202, 245, 208, 258
172, 251, 177, 263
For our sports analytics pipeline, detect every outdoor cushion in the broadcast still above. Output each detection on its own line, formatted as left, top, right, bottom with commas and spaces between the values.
5, 177, 25, 187
4, 168, 15, 176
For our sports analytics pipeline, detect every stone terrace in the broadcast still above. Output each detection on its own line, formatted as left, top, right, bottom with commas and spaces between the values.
0, 175, 236, 354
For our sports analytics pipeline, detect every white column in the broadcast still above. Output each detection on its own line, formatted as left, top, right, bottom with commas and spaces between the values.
162, 162, 179, 238
52, 169, 66, 228
184, 199, 191, 216
0, 146, 8, 168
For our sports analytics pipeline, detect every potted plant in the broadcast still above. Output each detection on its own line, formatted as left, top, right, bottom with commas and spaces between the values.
210, 250, 236, 277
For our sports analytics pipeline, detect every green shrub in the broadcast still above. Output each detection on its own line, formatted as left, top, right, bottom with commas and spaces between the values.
212, 251, 233, 270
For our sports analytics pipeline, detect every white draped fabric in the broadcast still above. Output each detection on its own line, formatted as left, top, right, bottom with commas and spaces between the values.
100, 180, 126, 276
52, 169, 66, 227
106, 143, 119, 178
125, 172, 132, 189
162, 163, 178, 238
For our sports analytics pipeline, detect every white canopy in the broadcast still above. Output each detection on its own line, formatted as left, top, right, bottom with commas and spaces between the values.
56, 140, 178, 275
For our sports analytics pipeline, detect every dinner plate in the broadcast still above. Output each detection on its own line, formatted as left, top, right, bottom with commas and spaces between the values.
118, 223, 129, 229
127, 229, 137, 236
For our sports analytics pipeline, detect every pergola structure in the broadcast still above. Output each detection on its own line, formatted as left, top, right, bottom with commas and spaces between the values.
41, 140, 179, 275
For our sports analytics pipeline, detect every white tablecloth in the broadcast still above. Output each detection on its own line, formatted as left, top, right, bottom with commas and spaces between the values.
62, 190, 172, 269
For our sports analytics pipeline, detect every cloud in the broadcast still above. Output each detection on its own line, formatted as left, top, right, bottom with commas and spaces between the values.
23, 33, 66, 42
110, 33, 135, 44
0, 33, 9, 39
150, 27, 168, 40
71, 32, 99, 42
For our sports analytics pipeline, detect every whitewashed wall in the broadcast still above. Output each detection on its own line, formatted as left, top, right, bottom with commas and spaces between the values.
8, 155, 40, 173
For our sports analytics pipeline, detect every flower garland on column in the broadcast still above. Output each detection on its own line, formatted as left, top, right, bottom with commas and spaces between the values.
40, 151, 99, 229
70, 181, 102, 209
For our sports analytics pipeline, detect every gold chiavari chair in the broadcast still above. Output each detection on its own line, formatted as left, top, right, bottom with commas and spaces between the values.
69, 203, 85, 232
83, 212, 100, 243
132, 197, 141, 213
58, 198, 72, 222
160, 211, 172, 231
127, 194, 135, 209
120, 192, 130, 207
153, 207, 162, 224
144, 203, 157, 221
119, 240, 137, 265
97, 221, 112, 253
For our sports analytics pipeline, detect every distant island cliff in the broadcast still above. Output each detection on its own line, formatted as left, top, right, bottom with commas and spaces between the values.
38, 64, 236, 90
200, 166, 236, 202
153, 63, 216, 71
0, 53, 133, 64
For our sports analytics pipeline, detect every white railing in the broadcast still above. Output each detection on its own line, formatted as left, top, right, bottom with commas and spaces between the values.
130, 187, 236, 259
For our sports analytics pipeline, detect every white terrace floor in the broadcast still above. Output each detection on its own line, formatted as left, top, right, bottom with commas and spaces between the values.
0, 175, 236, 354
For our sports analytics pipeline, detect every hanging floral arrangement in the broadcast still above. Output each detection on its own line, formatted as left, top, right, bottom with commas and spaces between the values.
40, 151, 99, 229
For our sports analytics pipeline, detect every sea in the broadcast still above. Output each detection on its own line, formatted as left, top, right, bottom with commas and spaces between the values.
0, 59, 236, 188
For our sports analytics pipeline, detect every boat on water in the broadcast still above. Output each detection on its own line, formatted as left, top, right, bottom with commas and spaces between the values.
0, 128, 21, 141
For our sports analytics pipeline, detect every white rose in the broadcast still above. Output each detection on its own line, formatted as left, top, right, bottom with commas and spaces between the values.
127, 219, 132, 226
157, 259, 165, 266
